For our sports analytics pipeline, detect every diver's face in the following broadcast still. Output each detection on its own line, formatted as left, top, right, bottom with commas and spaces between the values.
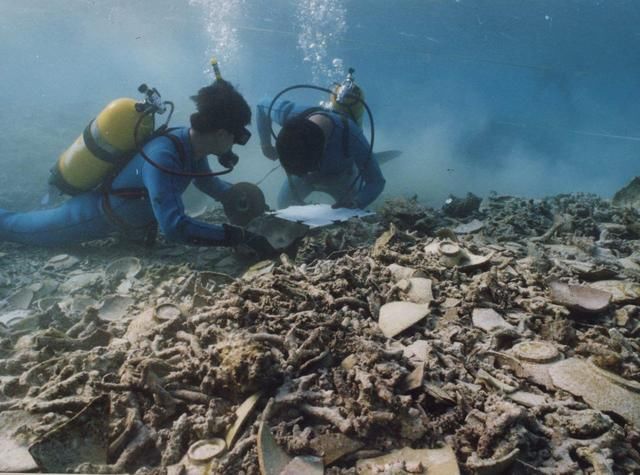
208, 129, 235, 156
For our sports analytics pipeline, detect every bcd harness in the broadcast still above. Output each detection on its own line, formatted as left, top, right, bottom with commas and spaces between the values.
100, 130, 186, 244
286, 107, 370, 204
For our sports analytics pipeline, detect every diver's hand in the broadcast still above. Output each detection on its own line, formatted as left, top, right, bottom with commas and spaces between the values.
241, 231, 276, 258
223, 224, 276, 258
261, 144, 279, 161
331, 198, 359, 209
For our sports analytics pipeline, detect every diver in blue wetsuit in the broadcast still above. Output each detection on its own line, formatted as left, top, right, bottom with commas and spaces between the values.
256, 97, 385, 209
0, 80, 272, 255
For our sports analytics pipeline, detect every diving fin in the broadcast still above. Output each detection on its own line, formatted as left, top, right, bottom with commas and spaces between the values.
373, 150, 403, 165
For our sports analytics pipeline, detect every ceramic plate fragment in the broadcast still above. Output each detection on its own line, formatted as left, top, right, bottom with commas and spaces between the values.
225, 392, 262, 450
379, 301, 430, 338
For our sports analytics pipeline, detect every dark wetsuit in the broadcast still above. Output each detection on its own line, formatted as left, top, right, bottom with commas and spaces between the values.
256, 98, 385, 209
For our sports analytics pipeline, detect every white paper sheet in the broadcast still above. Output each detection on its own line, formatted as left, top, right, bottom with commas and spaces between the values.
272, 204, 374, 228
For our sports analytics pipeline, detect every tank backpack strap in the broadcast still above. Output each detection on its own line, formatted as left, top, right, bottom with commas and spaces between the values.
338, 113, 350, 161
162, 132, 187, 166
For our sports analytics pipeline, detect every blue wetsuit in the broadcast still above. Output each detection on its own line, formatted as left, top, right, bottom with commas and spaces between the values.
0, 128, 233, 247
256, 98, 385, 209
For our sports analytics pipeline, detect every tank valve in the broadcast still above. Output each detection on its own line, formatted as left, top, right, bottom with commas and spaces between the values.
136, 83, 167, 114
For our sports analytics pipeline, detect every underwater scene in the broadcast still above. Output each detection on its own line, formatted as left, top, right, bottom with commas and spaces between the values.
1, 0, 640, 473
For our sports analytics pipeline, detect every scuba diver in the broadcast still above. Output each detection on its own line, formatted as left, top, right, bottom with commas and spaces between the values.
257, 68, 386, 210
0, 78, 273, 256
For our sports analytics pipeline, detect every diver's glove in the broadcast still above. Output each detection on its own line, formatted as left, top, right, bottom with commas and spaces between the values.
223, 224, 276, 258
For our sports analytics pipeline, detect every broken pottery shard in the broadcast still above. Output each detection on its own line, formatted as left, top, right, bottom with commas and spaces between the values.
511, 341, 560, 364
0, 410, 41, 472
67, 295, 98, 315
35, 297, 62, 313
387, 263, 427, 281
548, 358, 640, 427
424, 239, 493, 271
154, 303, 182, 322
356, 446, 459, 475
549, 280, 611, 313
507, 391, 548, 408
280, 455, 324, 474
466, 447, 520, 475
402, 277, 433, 304
225, 392, 262, 450
508, 341, 561, 389
125, 308, 156, 343
619, 256, 640, 272
472, 308, 513, 332
29, 394, 109, 473
403, 340, 431, 364
341, 354, 358, 370
425, 382, 456, 404
558, 259, 617, 281
442, 297, 461, 308
44, 254, 80, 271
257, 418, 293, 475
403, 365, 425, 391
60, 272, 103, 294
310, 433, 364, 465
187, 438, 226, 463
378, 301, 430, 338
453, 219, 484, 235
589, 280, 640, 304
97, 294, 134, 321
105, 256, 141, 279
2, 310, 37, 332
7, 288, 34, 310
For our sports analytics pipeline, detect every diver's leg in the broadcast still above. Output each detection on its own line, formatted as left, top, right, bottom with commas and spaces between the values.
0, 192, 116, 247
276, 176, 313, 209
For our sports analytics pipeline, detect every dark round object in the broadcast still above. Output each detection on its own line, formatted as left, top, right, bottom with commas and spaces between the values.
223, 182, 267, 226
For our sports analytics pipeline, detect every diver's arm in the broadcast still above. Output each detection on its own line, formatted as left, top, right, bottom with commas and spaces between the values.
193, 159, 233, 201
351, 131, 386, 209
256, 98, 306, 150
142, 150, 231, 246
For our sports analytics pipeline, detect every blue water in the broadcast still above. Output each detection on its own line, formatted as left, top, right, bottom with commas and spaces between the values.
1, 0, 639, 209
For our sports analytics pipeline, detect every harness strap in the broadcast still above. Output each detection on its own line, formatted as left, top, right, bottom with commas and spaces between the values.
101, 131, 186, 243
105, 131, 186, 198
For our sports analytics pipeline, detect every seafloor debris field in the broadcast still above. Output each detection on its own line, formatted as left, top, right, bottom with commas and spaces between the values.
1, 187, 640, 475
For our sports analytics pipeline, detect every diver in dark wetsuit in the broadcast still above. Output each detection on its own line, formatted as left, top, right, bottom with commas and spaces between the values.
0, 80, 272, 255
256, 97, 386, 210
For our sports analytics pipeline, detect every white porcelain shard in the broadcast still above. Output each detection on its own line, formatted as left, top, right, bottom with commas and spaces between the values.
472, 308, 513, 332
378, 301, 430, 338
549, 280, 611, 313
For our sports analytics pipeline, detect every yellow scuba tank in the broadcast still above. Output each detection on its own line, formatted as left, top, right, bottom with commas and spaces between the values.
329, 67, 365, 127
49, 96, 155, 195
